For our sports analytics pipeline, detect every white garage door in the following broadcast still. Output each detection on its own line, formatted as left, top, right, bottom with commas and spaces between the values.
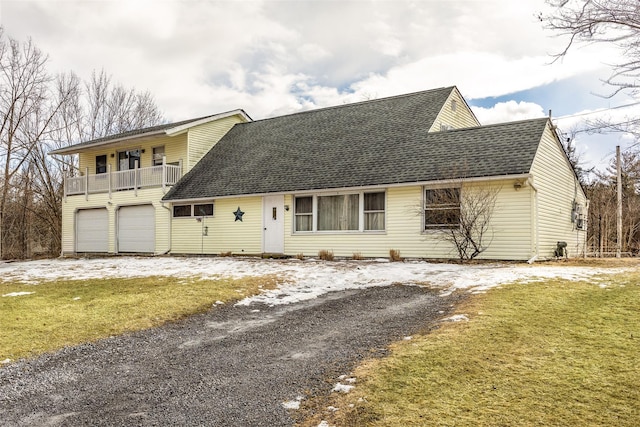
118, 205, 155, 253
76, 208, 108, 252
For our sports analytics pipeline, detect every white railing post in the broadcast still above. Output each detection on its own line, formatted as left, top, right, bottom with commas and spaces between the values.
162, 155, 167, 192
108, 164, 112, 199
85, 167, 89, 201
134, 160, 139, 197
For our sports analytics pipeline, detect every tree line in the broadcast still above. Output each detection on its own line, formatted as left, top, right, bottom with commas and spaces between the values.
543, 0, 640, 256
0, 28, 163, 259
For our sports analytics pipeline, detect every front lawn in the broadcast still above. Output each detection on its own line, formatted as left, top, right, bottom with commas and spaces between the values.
302, 270, 640, 426
0, 275, 279, 363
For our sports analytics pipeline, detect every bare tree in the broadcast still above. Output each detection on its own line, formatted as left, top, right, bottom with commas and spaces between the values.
0, 28, 164, 259
424, 184, 499, 261
85, 69, 163, 139
542, 0, 640, 97
0, 29, 54, 259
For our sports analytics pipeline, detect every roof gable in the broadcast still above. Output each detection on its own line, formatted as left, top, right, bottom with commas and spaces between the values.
163, 88, 549, 201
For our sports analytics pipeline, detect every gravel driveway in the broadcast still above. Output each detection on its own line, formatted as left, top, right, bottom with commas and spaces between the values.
1, 284, 463, 426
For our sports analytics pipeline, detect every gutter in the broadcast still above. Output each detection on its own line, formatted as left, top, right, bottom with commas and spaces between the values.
164, 173, 533, 205
159, 202, 172, 255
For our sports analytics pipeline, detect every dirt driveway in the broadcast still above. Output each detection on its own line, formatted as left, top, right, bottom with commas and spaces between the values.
0, 283, 463, 426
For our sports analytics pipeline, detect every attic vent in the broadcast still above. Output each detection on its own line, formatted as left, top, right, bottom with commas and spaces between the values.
440, 124, 454, 131
451, 99, 457, 112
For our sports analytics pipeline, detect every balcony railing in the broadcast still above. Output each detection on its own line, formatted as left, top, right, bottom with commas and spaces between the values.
65, 163, 182, 197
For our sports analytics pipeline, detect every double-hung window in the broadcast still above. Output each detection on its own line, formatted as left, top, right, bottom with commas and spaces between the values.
294, 196, 313, 231
294, 191, 385, 232
424, 187, 460, 229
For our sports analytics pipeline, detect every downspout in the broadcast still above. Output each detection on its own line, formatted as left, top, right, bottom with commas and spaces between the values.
160, 202, 172, 255
527, 177, 539, 264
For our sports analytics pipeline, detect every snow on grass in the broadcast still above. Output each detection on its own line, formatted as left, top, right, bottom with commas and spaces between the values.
282, 395, 304, 410
2, 291, 35, 297
0, 256, 629, 307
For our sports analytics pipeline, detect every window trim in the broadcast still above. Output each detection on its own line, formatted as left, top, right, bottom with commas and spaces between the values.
423, 186, 461, 230
293, 191, 386, 233
95, 154, 107, 174
152, 145, 165, 166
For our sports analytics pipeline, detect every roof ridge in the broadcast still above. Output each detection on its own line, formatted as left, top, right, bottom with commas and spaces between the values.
248, 86, 456, 124
441, 116, 549, 133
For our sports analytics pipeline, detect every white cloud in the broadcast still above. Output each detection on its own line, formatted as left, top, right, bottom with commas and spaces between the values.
472, 101, 546, 125
0, 0, 630, 138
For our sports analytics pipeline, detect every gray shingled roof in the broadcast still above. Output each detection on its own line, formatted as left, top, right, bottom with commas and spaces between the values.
163, 88, 548, 201
49, 109, 251, 154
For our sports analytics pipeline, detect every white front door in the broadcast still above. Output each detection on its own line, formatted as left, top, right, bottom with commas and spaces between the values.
263, 195, 285, 253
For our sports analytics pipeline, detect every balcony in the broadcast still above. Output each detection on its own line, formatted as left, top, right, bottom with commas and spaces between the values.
65, 164, 182, 197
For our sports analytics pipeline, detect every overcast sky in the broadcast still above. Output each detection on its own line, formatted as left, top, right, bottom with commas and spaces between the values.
1, 0, 638, 174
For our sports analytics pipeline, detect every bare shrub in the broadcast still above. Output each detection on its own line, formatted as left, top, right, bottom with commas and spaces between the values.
389, 249, 402, 262
318, 249, 334, 261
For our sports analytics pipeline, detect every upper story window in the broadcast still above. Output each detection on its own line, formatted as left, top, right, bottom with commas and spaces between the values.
294, 191, 386, 232
451, 99, 458, 112
424, 187, 460, 229
96, 155, 107, 174
153, 146, 165, 166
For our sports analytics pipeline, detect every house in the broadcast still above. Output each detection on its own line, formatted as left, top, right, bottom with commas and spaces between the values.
50, 110, 252, 255
161, 86, 587, 260
53, 86, 588, 260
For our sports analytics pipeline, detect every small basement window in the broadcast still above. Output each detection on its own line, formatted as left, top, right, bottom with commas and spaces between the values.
194, 203, 213, 217
173, 205, 192, 217
173, 202, 214, 218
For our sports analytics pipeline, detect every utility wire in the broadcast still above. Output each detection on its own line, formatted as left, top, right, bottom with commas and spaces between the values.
554, 100, 640, 120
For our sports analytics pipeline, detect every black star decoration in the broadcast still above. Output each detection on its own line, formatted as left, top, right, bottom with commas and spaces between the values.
233, 207, 245, 222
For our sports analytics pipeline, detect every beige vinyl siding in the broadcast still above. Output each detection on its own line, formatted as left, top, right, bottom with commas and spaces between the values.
429, 88, 480, 132
283, 182, 533, 260
530, 124, 587, 258
171, 197, 263, 255
61, 188, 171, 255
77, 134, 188, 174
187, 115, 246, 171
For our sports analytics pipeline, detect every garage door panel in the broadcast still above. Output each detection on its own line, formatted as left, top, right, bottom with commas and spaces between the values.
118, 205, 155, 253
76, 209, 108, 252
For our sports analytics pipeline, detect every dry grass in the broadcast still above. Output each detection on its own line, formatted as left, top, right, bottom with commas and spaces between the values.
318, 250, 334, 261
300, 271, 640, 426
295, 253, 305, 260
352, 252, 364, 260
0, 274, 280, 363
388, 249, 402, 262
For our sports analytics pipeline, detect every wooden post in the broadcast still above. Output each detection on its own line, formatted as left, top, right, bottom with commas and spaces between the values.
616, 145, 622, 258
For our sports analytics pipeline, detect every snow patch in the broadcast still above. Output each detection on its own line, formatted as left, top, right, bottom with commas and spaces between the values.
332, 383, 355, 393
282, 396, 304, 410
444, 314, 469, 322
0, 257, 628, 308
2, 291, 34, 297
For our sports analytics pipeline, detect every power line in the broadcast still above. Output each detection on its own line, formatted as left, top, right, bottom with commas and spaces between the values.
555, 101, 640, 120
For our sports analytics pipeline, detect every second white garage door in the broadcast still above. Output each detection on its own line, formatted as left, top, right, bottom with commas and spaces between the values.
117, 205, 155, 253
